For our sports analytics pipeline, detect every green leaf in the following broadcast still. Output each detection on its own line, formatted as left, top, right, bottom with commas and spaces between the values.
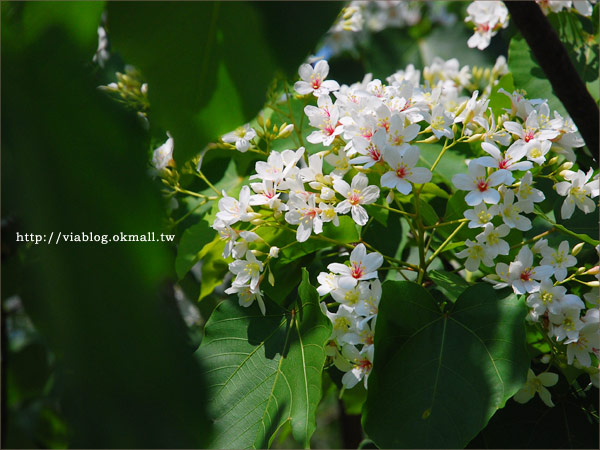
364, 281, 529, 449
108, 2, 341, 163
428, 270, 470, 303
508, 34, 567, 116
198, 268, 332, 448
199, 240, 228, 301
175, 219, 215, 280
488, 73, 514, 118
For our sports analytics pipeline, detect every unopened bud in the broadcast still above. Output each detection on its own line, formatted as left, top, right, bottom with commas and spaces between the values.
269, 246, 280, 258
559, 161, 574, 171
466, 133, 484, 143
386, 190, 395, 204
265, 118, 271, 129
272, 124, 278, 134
483, 68, 491, 80
585, 280, 600, 287
547, 156, 559, 166
257, 114, 265, 128
572, 242, 585, 256
250, 217, 265, 225
268, 270, 275, 286
541, 354, 551, 364
141, 83, 148, 95
420, 135, 439, 144
577, 266, 587, 275
277, 123, 294, 139
452, 123, 458, 135
454, 100, 468, 118
585, 266, 599, 275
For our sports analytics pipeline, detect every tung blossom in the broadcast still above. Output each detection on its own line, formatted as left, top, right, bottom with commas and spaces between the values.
333, 172, 380, 226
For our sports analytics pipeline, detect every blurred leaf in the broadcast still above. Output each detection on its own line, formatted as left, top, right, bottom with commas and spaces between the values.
175, 219, 215, 280
508, 34, 567, 115
2, 20, 211, 447
108, 2, 341, 163
198, 269, 332, 448
364, 281, 529, 448
488, 73, 515, 118
199, 240, 228, 301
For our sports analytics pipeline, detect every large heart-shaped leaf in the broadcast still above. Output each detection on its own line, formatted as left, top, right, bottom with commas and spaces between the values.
363, 281, 529, 448
197, 269, 331, 448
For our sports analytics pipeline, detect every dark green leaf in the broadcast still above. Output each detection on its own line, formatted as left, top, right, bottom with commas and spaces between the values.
364, 281, 529, 448
175, 219, 215, 280
428, 270, 470, 303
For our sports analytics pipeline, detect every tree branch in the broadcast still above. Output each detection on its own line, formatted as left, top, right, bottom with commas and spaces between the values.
504, 1, 599, 160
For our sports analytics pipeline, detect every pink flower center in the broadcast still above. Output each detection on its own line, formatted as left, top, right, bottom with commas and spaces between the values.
311, 77, 322, 90
524, 129, 536, 142
368, 145, 381, 162
359, 358, 372, 371
395, 165, 408, 179
349, 191, 361, 206
476, 23, 490, 32
361, 129, 373, 139
306, 209, 317, 219
520, 269, 533, 281
351, 262, 365, 279
498, 159, 510, 170
324, 124, 336, 136
476, 179, 489, 192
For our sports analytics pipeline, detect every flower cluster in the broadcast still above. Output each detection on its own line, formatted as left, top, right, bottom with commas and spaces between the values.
317, 244, 383, 389
209, 57, 598, 395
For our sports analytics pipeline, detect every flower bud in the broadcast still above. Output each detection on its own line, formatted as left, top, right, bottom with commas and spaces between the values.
577, 266, 587, 275
547, 156, 559, 166
420, 135, 439, 144
586, 280, 600, 287
257, 114, 265, 128
277, 123, 294, 139
466, 133, 483, 143
572, 242, 585, 256
386, 190, 395, 204
269, 246, 280, 258
585, 266, 599, 275
268, 270, 275, 286
559, 161, 574, 171
541, 354, 551, 364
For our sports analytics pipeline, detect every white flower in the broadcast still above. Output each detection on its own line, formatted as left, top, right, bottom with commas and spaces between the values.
349, 128, 387, 168
425, 103, 454, 139
285, 193, 323, 242
526, 280, 582, 319
549, 304, 585, 342
515, 171, 545, 213
152, 132, 174, 170
327, 243, 383, 289
476, 223, 510, 258
231, 231, 260, 260
513, 369, 559, 407
464, 203, 499, 228
498, 188, 532, 231
222, 124, 256, 152
555, 168, 599, 219
225, 283, 266, 315
228, 251, 264, 291
503, 108, 559, 145
566, 309, 600, 367
380, 145, 432, 195
333, 172, 380, 226
317, 272, 339, 296
465, 2, 509, 51
475, 141, 532, 173
508, 246, 554, 294
454, 91, 489, 127
452, 161, 511, 206
340, 344, 373, 389
294, 60, 340, 97
386, 113, 420, 148
540, 241, 577, 282
216, 185, 256, 225
322, 304, 358, 341
269, 246, 280, 258
456, 238, 495, 272
523, 139, 551, 165
299, 153, 332, 190
355, 279, 382, 325
325, 148, 352, 177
